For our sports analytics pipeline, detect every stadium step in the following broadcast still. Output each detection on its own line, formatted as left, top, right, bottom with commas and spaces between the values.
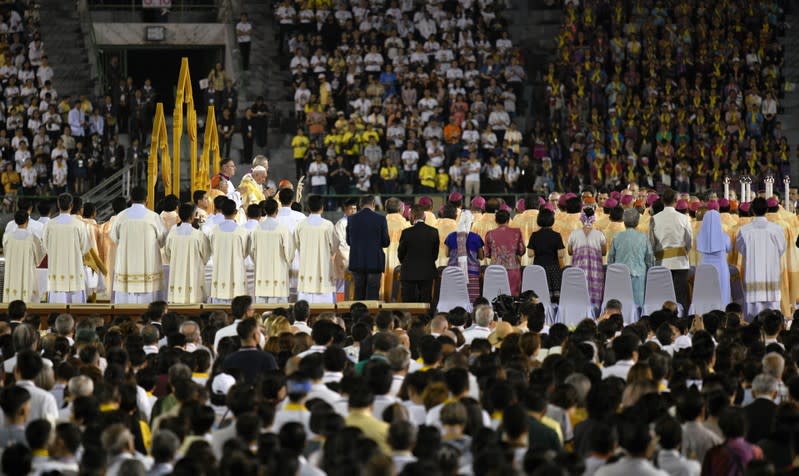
38, 0, 96, 98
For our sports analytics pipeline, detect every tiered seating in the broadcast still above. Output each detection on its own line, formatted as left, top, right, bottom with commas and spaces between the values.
545, 0, 787, 194
277, 0, 527, 198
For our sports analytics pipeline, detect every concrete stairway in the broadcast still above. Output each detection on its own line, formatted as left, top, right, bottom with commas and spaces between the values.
506, 0, 561, 131
37, 0, 95, 99
779, 14, 799, 182
233, 0, 295, 185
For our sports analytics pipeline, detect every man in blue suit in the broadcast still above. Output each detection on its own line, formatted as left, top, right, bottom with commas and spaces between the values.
347, 195, 390, 300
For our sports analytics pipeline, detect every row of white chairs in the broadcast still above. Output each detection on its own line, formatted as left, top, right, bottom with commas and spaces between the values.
437, 264, 726, 326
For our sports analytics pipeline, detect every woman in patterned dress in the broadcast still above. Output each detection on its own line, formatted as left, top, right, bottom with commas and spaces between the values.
568, 207, 607, 308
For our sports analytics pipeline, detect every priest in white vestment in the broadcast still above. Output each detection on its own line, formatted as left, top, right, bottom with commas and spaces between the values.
202, 195, 228, 236
5, 199, 43, 238
164, 203, 212, 304
3, 211, 45, 303
334, 199, 358, 297
276, 188, 307, 299
295, 195, 339, 304
251, 198, 295, 303
736, 197, 787, 319
242, 203, 262, 294
209, 198, 251, 304
109, 186, 167, 304
42, 193, 91, 303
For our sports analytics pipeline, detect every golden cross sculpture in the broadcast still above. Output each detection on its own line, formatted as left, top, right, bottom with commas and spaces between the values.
146, 57, 220, 208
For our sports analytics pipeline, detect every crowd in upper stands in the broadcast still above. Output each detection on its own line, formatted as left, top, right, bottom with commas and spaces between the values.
542, 0, 788, 195
279, 0, 528, 198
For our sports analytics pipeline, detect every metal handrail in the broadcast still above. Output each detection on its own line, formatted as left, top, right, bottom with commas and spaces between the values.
83, 160, 145, 220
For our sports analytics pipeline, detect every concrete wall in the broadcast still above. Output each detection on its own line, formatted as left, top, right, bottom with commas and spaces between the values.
92, 22, 226, 46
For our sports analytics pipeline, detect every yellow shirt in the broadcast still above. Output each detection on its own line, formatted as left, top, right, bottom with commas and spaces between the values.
291, 135, 309, 160
345, 409, 390, 453
436, 172, 449, 192
419, 164, 436, 188
380, 165, 398, 181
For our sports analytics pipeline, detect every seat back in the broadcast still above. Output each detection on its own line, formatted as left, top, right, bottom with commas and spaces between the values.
521, 265, 555, 323
437, 266, 473, 313
558, 267, 595, 326
689, 264, 724, 316
602, 264, 638, 324
482, 265, 511, 302
643, 266, 677, 315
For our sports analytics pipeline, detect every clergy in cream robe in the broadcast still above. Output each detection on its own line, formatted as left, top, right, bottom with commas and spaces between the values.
436, 206, 459, 267
2, 213, 45, 303
43, 196, 91, 303
736, 207, 786, 318
251, 204, 295, 303
276, 189, 308, 297
382, 198, 410, 300
511, 207, 539, 266
164, 205, 212, 304
209, 200, 251, 303
295, 196, 338, 304
109, 192, 167, 304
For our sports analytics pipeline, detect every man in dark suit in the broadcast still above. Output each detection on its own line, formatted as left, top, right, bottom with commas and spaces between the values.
743, 373, 778, 444
347, 195, 390, 300
398, 204, 440, 303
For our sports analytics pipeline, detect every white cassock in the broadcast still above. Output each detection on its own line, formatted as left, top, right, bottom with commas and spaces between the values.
43, 213, 90, 303
2, 228, 45, 303
243, 218, 260, 294
295, 214, 339, 303
164, 223, 212, 304
736, 216, 787, 318
277, 206, 308, 298
209, 219, 251, 304
5, 218, 43, 238
110, 203, 167, 304
251, 217, 295, 303
334, 215, 349, 294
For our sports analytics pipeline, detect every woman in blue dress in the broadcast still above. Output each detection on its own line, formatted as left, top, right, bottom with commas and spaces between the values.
696, 209, 731, 305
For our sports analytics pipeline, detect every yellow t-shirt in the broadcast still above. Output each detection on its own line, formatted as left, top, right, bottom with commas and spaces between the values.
419, 165, 436, 189
291, 135, 309, 160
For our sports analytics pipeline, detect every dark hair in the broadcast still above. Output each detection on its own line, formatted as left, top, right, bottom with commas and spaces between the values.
537, 209, 555, 227
308, 195, 324, 212
220, 198, 237, 216
231, 295, 253, 320
247, 204, 262, 219
263, 198, 279, 216
13, 211, 27, 226
178, 203, 196, 223
662, 188, 676, 205
617, 419, 652, 455
348, 381, 375, 409
2, 443, 31, 476
15, 350, 43, 380
192, 190, 207, 204
293, 301, 310, 323
311, 320, 337, 346
442, 204, 457, 220
162, 195, 180, 212
278, 188, 295, 206
55, 423, 82, 454
751, 197, 768, 216
718, 407, 747, 439
654, 416, 682, 450
0, 386, 30, 416
359, 195, 375, 208
495, 210, 510, 224
25, 419, 51, 450
57, 193, 73, 211
37, 201, 52, 217
612, 334, 639, 361
236, 318, 258, 341
130, 186, 147, 203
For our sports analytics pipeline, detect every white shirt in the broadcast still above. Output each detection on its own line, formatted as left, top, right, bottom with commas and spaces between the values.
655, 449, 701, 476
17, 380, 59, 424
236, 21, 252, 43
649, 207, 692, 270
308, 162, 328, 186
601, 359, 635, 380
307, 382, 341, 407
461, 325, 490, 345
213, 319, 241, 352
595, 457, 668, 476
5, 217, 44, 238
464, 160, 481, 182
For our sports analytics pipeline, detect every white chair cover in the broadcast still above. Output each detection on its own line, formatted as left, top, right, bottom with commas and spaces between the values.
643, 266, 677, 315
602, 263, 638, 324
437, 266, 473, 313
557, 267, 595, 326
521, 265, 556, 323
482, 265, 511, 303
689, 264, 724, 316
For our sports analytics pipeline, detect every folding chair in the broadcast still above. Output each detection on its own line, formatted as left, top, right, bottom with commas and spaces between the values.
643, 266, 678, 316
482, 265, 511, 302
521, 265, 556, 324
437, 266, 473, 313
602, 263, 638, 324
689, 264, 724, 316
558, 267, 596, 326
